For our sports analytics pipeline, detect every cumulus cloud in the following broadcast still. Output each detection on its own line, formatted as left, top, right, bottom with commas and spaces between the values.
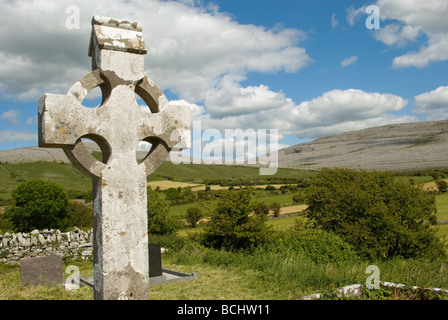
341, 56, 357, 67
0, 0, 311, 104
0, 110, 21, 126
373, 24, 422, 47
0, 130, 37, 143
371, 0, 448, 68
284, 89, 414, 139
178, 87, 414, 141
414, 86, 448, 120
346, 5, 366, 26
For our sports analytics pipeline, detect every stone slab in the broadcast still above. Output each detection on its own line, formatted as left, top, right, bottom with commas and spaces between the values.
149, 243, 163, 278
20, 254, 63, 287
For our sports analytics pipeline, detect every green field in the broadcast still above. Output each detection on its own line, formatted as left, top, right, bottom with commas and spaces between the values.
0, 160, 316, 200
2, 161, 448, 300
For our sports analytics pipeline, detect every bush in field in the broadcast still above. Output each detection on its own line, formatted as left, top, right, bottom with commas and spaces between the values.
185, 206, 203, 228
305, 168, 445, 260
269, 229, 359, 263
436, 180, 448, 193
269, 202, 281, 217
60, 201, 93, 230
5, 179, 68, 232
165, 187, 180, 202
201, 189, 272, 250
147, 189, 180, 235
292, 194, 305, 204
254, 202, 270, 216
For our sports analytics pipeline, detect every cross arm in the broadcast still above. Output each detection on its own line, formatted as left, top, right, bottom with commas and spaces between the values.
38, 93, 98, 148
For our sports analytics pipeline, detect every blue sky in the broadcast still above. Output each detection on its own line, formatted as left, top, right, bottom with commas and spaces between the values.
0, 0, 447, 156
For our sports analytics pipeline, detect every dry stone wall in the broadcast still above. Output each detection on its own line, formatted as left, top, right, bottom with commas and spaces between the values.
0, 227, 93, 263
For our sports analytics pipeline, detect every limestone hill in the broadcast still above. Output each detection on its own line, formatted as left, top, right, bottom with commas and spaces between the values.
278, 119, 448, 171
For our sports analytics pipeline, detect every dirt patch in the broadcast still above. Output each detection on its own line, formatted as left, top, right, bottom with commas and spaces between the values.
421, 179, 448, 191
278, 204, 308, 214
147, 180, 202, 190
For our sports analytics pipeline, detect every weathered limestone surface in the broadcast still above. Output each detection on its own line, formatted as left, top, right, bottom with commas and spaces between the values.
278, 119, 448, 171
38, 16, 190, 300
20, 254, 63, 287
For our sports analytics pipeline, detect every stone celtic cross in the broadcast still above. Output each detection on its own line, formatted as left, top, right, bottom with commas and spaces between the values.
38, 16, 190, 300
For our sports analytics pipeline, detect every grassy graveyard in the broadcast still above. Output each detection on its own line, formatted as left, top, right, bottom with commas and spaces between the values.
1, 162, 448, 300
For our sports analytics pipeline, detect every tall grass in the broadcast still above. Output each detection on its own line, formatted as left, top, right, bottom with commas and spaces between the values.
163, 244, 448, 299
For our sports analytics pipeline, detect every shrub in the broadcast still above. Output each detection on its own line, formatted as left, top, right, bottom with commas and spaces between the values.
147, 189, 180, 235
269, 229, 359, 263
201, 189, 272, 250
436, 180, 448, 193
292, 194, 305, 204
305, 168, 445, 260
269, 202, 281, 217
5, 179, 68, 232
254, 202, 270, 216
165, 187, 180, 202
185, 206, 203, 228
60, 201, 93, 231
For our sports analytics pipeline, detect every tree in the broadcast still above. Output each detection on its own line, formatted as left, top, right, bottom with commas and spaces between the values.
305, 168, 445, 260
292, 194, 304, 204
185, 206, 203, 228
436, 180, 448, 193
147, 189, 179, 235
60, 201, 93, 230
5, 179, 68, 232
165, 187, 180, 202
201, 189, 272, 250
269, 202, 281, 217
254, 202, 269, 216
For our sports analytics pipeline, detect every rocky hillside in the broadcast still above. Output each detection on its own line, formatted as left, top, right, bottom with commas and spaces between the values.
278, 119, 448, 171
0, 143, 149, 164
2, 120, 448, 172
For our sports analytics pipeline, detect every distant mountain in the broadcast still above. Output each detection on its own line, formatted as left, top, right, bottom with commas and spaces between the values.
278, 119, 448, 171
3, 120, 448, 172
0, 143, 149, 164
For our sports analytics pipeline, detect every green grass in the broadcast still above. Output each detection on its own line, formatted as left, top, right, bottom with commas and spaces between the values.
395, 175, 435, 185
252, 191, 299, 206
436, 192, 448, 221
149, 161, 317, 183
0, 261, 93, 300
157, 246, 448, 300
0, 161, 92, 201
0, 160, 316, 202
2, 242, 448, 300
266, 215, 303, 231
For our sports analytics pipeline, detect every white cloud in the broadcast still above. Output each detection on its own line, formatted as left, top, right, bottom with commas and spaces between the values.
0, 110, 21, 126
331, 14, 339, 28
0, 130, 37, 143
341, 56, 358, 67
0, 0, 311, 103
371, 0, 448, 68
26, 116, 37, 125
346, 5, 366, 26
373, 24, 422, 47
179, 87, 414, 141
392, 33, 448, 69
286, 89, 413, 138
203, 75, 289, 117
414, 85, 448, 119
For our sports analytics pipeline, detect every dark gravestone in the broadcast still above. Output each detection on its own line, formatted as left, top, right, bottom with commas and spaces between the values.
20, 254, 63, 287
148, 243, 162, 278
